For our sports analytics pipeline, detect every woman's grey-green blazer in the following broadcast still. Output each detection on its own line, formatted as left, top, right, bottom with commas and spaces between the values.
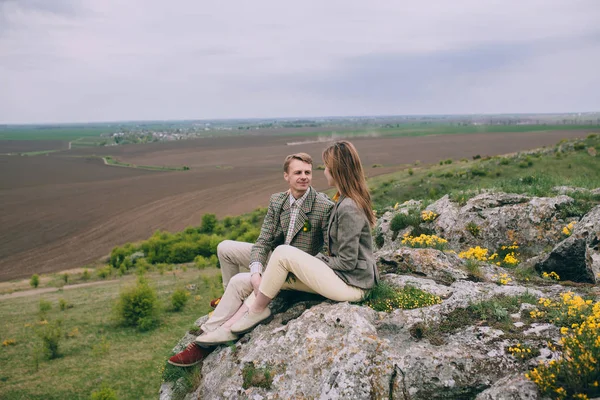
316, 195, 379, 290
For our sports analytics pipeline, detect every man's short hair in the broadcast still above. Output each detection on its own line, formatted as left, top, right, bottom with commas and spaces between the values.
283, 153, 313, 173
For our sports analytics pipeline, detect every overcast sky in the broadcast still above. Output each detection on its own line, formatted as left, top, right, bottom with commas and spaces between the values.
1, 0, 599, 124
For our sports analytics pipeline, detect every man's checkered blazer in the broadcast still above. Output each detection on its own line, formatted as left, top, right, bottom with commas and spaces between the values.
249, 187, 334, 269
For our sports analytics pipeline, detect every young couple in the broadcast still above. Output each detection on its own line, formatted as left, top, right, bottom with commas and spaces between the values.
168, 140, 379, 367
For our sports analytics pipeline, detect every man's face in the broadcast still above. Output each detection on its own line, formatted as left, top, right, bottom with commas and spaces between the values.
284, 159, 312, 198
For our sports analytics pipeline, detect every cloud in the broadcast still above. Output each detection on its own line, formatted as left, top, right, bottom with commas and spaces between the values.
0, 0, 599, 123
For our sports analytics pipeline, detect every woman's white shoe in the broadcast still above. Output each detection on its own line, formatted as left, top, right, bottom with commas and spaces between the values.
230, 308, 272, 334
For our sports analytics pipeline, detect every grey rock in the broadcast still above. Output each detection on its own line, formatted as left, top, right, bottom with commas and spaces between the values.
475, 374, 540, 400
376, 247, 468, 285
428, 193, 573, 258
535, 205, 600, 283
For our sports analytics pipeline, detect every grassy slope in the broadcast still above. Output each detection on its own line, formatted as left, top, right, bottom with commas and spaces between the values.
370, 135, 600, 209
0, 269, 222, 399
0, 127, 113, 141
285, 124, 599, 138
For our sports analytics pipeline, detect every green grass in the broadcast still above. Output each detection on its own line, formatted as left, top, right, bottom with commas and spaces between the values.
0, 268, 223, 399
2, 123, 596, 142
103, 156, 190, 171
21, 150, 61, 156
370, 135, 600, 209
0, 126, 112, 141
361, 282, 442, 312
70, 137, 113, 148
410, 293, 539, 345
281, 124, 599, 139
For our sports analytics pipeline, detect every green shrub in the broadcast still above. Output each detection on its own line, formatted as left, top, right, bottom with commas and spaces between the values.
526, 294, 599, 398
499, 158, 510, 165
82, 269, 91, 281
466, 221, 480, 237
408, 168, 414, 176
134, 258, 151, 274
443, 159, 453, 164
90, 385, 118, 400
58, 298, 72, 311
390, 210, 421, 233
97, 266, 112, 279
372, 164, 383, 168
200, 213, 218, 234
62, 273, 69, 284
39, 299, 52, 313
237, 228, 260, 243
374, 230, 384, 248
30, 274, 40, 288
470, 168, 487, 177
38, 320, 62, 359
472, 154, 481, 160
109, 246, 131, 269
168, 241, 201, 264
557, 200, 594, 219
574, 142, 586, 150
194, 255, 209, 269
115, 277, 160, 331
363, 283, 441, 312
242, 363, 273, 390
170, 289, 189, 312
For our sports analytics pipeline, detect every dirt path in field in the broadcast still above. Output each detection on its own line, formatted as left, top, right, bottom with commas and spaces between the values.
0, 280, 118, 301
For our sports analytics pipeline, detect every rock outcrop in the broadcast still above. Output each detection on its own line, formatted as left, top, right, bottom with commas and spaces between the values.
535, 205, 600, 283
377, 193, 575, 260
160, 191, 600, 399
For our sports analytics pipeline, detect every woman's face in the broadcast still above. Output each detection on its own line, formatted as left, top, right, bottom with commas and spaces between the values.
324, 166, 335, 188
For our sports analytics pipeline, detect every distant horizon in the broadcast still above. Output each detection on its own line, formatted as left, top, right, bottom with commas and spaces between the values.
2, 110, 600, 127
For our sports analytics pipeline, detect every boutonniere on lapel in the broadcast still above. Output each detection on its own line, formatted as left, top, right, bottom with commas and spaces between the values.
303, 220, 311, 232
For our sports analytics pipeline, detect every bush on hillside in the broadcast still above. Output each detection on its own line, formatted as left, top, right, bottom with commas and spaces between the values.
30, 274, 40, 288
38, 320, 62, 360
200, 213, 218, 233
390, 210, 421, 233
170, 289, 189, 312
115, 277, 160, 331
90, 385, 118, 400
109, 208, 267, 271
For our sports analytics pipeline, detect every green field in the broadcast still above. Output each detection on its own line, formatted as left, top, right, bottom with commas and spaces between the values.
0, 268, 223, 400
283, 124, 600, 139
2, 122, 597, 143
369, 134, 600, 209
103, 156, 190, 171
0, 126, 114, 141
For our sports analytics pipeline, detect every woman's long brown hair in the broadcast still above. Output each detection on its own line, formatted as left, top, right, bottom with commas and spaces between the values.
322, 141, 375, 226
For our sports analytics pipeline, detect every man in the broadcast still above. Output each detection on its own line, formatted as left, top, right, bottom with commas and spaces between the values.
168, 152, 334, 367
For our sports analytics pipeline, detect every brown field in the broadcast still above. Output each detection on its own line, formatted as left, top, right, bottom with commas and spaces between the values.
0, 129, 595, 282
0, 140, 68, 153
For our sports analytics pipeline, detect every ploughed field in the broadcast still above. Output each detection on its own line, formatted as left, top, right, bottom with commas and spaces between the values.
0, 129, 594, 281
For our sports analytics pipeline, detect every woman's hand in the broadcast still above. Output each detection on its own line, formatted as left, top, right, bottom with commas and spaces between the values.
251, 273, 262, 297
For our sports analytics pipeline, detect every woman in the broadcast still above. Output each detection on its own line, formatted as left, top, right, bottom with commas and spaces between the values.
218, 140, 379, 335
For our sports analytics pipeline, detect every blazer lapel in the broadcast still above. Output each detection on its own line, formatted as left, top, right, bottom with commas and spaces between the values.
280, 194, 291, 233
289, 188, 315, 241
326, 194, 344, 253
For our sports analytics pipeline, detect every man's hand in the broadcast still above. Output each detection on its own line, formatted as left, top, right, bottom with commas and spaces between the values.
251, 273, 262, 296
